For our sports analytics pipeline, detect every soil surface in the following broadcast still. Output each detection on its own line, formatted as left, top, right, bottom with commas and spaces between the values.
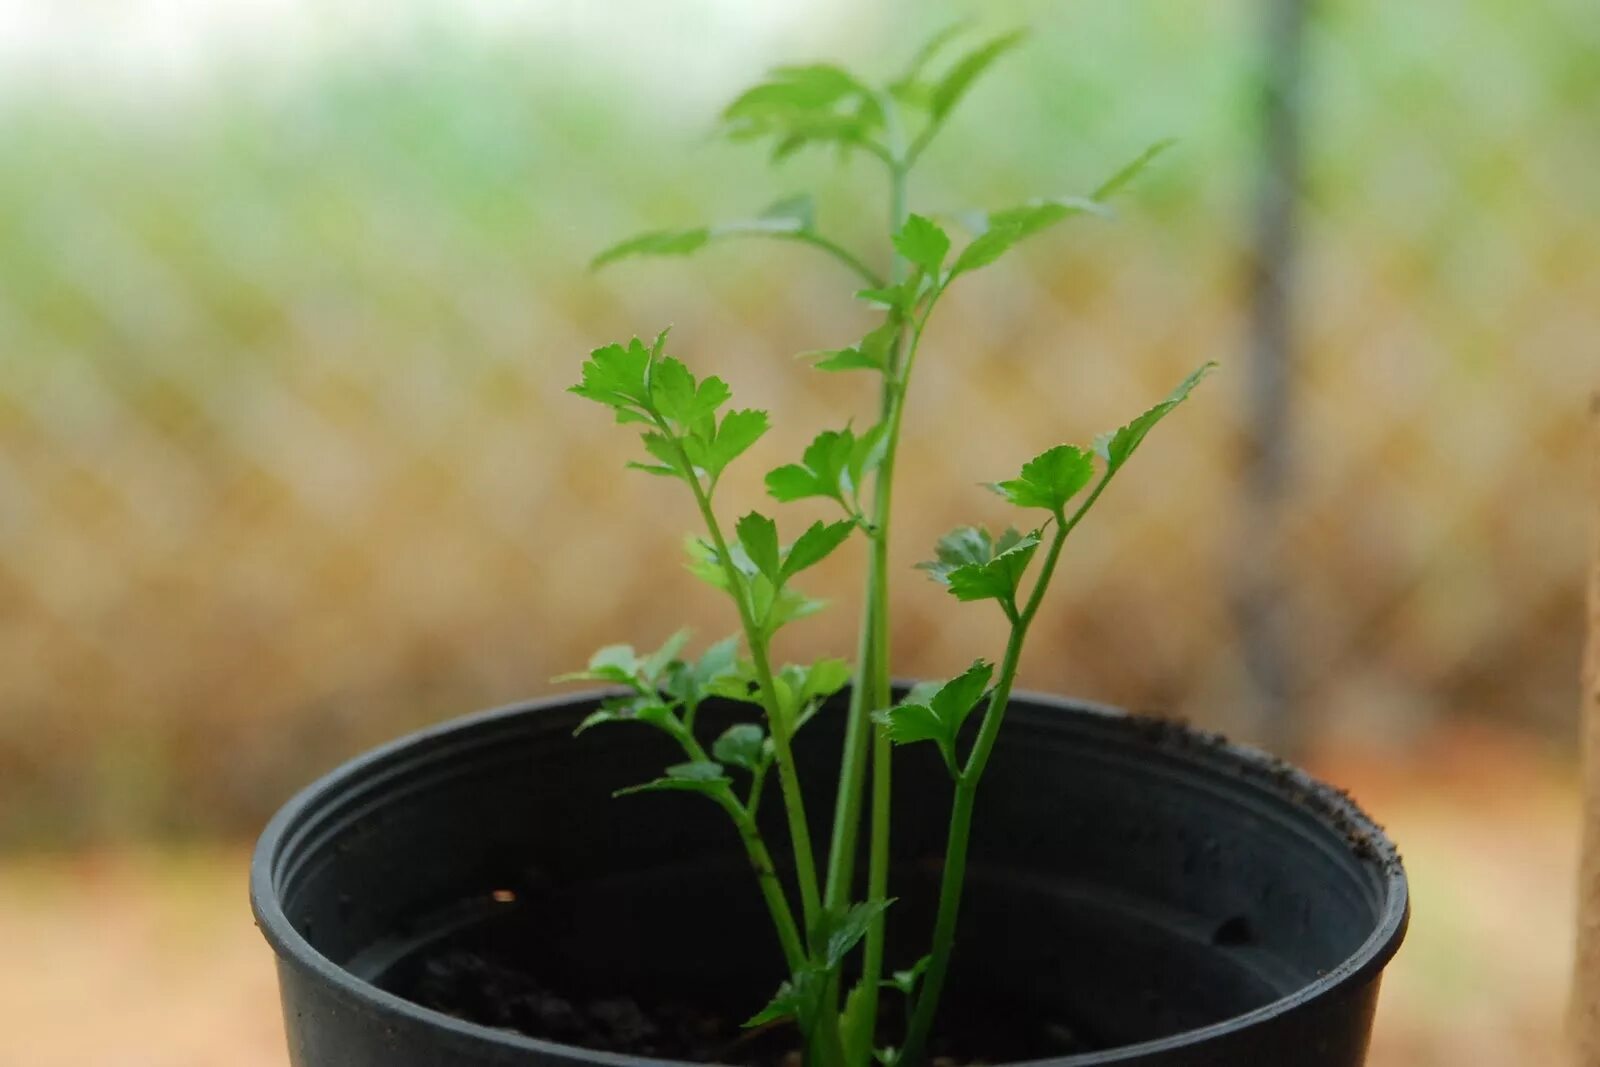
402, 944, 1099, 1066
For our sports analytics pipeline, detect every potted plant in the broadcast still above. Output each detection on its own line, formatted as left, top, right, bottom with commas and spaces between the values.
253, 27, 1407, 1067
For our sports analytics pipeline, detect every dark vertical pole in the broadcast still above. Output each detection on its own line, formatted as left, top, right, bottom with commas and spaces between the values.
1571, 393, 1600, 1065
1237, 0, 1311, 754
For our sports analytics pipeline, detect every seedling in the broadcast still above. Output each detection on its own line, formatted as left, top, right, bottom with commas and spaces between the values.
563, 25, 1211, 1067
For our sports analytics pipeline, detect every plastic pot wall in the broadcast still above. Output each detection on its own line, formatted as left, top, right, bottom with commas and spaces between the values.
252, 689, 1408, 1067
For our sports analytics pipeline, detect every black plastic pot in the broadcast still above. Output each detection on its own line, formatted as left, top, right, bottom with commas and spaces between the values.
252, 689, 1407, 1067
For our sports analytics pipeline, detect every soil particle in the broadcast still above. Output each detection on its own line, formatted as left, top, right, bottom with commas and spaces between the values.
413, 948, 748, 1061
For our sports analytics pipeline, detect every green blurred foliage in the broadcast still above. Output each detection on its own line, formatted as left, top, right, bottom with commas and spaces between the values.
0, 0, 1596, 846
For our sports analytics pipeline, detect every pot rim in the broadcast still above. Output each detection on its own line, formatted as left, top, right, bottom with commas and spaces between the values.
251, 687, 1409, 1067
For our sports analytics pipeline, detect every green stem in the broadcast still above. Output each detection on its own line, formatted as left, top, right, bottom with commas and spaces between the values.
675, 730, 805, 971
744, 616, 826, 936
896, 506, 1077, 1067
853, 146, 915, 1067
823, 572, 879, 909
824, 115, 914, 920
748, 758, 770, 821
679, 460, 825, 937
725, 797, 809, 973
777, 231, 886, 289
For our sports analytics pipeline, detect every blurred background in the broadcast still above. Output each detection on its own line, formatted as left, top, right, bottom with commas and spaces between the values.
1, 0, 1593, 1064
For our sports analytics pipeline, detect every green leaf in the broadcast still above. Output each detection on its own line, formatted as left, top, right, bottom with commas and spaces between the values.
745, 968, 826, 1029
915, 525, 1012, 578
935, 141, 1173, 282
665, 637, 751, 717
723, 64, 883, 161
668, 760, 725, 782
573, 696, 679, 736
764, 464, 827, 503
712, 723, 767, 771
873, 701, 945, 748
810, 347, 884, 373
614, 760, 731, 798
639, 629, 692, 683
892, 21, 974, 97
874, 662, 992, 768
665, 634, 742, 708
1093, 363, 1216, 475
736, 512, 782, 584
553, 643, 643, 689
649, 357, 731, 429
713, 531, 828, 637
559, 629, 691, 705
592, 196, 825, 271
917, 526, 1041, 606
946, 535, 1039, 604
853, 285, 909, 310
798, 658, 852, 703
570, 338, 653, 413
893, 214, 950, 276
950, 199, 1101, 277
685, 408, 770, 481
796, 428, 851, 489
641, 430, 677, 463
991, 444, 1096, 512
744, 980, 800, 1028
590, 643, 640, 673
773, 658, 851, 729
850, 423, 889, 490
708, 668, 763, 707
626, 461, 683, 479
711, 408, 772, 475
727, 63, 862, 117
927, 30, 1028, 124
805, 318, 898, 374
1092, 138, 1177, 202
760, 193, 817, 230
684, 536, 730, 590
696, 634, 742, 677
766, 427, 856, 505
821, 899, 895, 969
782, 519, 855, 580
929, 661, 993, 729
760, 586, 828, 639
591, 227, 712, 270
888, 955, 932, 995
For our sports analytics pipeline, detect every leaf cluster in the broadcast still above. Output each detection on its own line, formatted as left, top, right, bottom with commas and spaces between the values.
571, 331, 770, 488
872, 662, 993, 775
916, 363, 1214, 616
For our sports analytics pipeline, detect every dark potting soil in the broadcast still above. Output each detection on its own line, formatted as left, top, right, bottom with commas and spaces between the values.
398, 943, 1102, 1066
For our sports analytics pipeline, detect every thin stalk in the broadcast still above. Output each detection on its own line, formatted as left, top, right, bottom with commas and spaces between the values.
823, 573, 879, 908
742, 617, 826, 935
776, 231, 887, 289
669, 432, 825, 937
725, 798, 809, 973
967, 479, 1112, 780
896, 502, 1080, 1067
853, 144, 915, 1066
677, 730, 805, 972
747, 758, 770, 821
823, 125, 913, 919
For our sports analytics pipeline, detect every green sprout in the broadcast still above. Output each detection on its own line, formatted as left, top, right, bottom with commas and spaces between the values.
563, 24, 1213, 1067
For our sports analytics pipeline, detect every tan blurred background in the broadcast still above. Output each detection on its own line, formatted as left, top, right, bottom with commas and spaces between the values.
0, 0, 1594, 1064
